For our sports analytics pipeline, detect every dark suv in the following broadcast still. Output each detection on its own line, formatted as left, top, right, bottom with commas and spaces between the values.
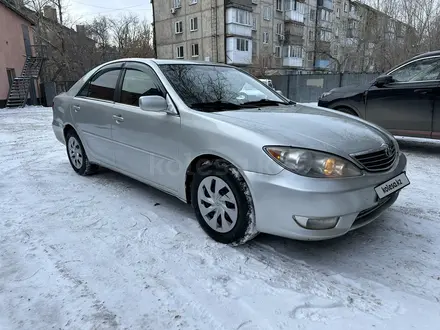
318, 51, 440, 139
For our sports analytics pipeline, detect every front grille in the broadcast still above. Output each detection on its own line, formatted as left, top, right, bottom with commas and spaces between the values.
351, 143, 397, 172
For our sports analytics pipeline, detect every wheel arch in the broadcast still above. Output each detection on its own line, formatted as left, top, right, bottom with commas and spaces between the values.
184, 153, 252, 205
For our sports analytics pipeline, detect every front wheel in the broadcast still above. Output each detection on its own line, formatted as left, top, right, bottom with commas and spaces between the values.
191, 161, 258, 245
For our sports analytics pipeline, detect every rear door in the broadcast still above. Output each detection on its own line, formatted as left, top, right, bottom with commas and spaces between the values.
365, 55, 440, 138
72, 62, 124, 166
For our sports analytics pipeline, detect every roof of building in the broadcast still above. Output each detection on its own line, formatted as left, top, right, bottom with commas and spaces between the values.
0, 0, 35, 25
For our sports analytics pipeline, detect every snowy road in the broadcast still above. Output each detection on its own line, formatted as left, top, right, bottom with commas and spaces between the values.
1, 107, 439, 330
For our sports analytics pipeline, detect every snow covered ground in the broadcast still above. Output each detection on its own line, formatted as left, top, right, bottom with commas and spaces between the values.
1, 106, 439, 330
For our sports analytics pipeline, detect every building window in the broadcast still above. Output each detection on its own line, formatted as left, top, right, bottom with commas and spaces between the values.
307, 52, 314, 61
310, 9, 316, 21
252, 41, 257, 56
275, 46, 281, 58
236, 38, 249, 51
191, 43, 199, 57
189, 0, 197, 4
190, 17, 198, 31
263, 6, 271, 20
276, 23, 283, 35
263, 31, 269, 44
276, 0, 283, 11
284, 45, 303, 58
285, 0, 305, 12
173, 0, 181, 8
175, 21, 183, 34
319, 29, 332, 41
320, 9, 331, 22
344, 2, 348, 12
252, 16, 257, 30
336, 8, 340, 18
235, 9, 251, 25
176, 46, 184, 58
308, 30, 314, 41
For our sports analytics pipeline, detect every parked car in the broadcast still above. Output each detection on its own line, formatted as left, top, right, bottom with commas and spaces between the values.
318, 50, 440, 139
52, 59, 409, 245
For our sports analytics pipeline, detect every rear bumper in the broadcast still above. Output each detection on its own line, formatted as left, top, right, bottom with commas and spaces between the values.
244, 153, 407, 241
52, 122, 65, 145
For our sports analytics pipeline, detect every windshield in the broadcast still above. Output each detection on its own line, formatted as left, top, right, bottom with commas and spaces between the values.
158, 64, 288, 110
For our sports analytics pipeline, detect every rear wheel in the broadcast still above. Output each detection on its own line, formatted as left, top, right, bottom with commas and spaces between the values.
65, 130, 98, 176
191, 160, 258, 245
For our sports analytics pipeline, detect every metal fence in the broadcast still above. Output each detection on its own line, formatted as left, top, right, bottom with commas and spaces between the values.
271, 73, 381, 103
39, 73, 381, 107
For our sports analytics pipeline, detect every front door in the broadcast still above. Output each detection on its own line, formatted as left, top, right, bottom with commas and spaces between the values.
72, 62, 124, 167
111, 62, 181, 193
365, 55, 440, 138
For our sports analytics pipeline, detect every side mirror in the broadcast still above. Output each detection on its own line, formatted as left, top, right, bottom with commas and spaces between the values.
139, 95, 168, 112
276, 90, 283, 96
374, 75, 394, 87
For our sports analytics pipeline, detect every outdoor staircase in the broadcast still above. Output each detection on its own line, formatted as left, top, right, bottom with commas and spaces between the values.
6, 56, 44, 108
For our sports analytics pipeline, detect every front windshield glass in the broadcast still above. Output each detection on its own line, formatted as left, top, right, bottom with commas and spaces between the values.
158, 64, 287, 110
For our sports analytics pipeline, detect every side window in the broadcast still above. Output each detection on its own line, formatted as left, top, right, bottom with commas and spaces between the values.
120, 68, 164, 106
391, 57, 440, 83
81, 69, 121, 101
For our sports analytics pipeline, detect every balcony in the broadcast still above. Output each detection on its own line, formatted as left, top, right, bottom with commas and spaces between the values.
226, 24, 253, 37
317, 0, 333, 10
226, 7, 253, 37
283, 57, 303, 67
226, 37, 252, 65
318, 20, 332, 30
285, 10, 305, 24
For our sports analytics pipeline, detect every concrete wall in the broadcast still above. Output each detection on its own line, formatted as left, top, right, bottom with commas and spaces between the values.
0, 2, 35, 103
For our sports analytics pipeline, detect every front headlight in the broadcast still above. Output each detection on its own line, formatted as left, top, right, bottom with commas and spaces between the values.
263, 146, 362, 178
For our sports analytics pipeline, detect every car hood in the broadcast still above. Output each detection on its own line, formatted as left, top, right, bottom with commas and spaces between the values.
209, 103, 393, 155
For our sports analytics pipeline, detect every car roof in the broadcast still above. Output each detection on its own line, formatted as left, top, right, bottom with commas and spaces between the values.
409, 50, 440, 60
102, 58, 232, 67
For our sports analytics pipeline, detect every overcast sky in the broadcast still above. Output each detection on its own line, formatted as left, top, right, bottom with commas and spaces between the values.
65, 0, 153, 24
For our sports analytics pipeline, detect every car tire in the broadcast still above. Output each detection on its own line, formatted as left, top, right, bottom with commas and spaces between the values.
191, 160, 258, 245
335, 106, 358, 116
65, 130, 99, 176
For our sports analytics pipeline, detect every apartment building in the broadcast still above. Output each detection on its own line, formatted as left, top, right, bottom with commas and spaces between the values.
152, 0, 410, 73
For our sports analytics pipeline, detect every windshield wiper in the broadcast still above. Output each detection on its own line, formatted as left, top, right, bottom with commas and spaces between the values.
190, 101, 243, 112
239, 99, 295, 108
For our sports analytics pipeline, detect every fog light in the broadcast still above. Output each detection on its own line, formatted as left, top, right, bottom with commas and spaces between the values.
293, 216, 339, 230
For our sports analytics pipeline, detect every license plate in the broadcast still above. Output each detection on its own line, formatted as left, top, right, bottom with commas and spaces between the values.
375, 172, 410, 199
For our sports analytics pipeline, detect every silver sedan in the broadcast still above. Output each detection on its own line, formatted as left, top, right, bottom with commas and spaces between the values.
52, 59, 410, 245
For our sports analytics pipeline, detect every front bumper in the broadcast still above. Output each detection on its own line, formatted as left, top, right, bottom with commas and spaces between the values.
244, 153, 407, 241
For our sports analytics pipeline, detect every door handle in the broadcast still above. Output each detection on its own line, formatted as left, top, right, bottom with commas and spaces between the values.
72, 105, 80, 112
414, 88, 432, 95
113, 114, 124, 123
